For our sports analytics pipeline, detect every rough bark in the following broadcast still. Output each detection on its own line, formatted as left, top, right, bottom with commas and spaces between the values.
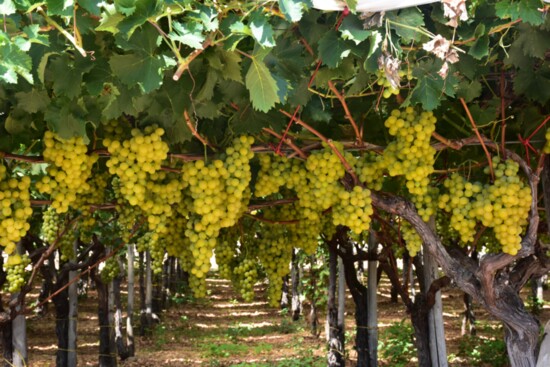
67, 241, 78, 367
367, 231, 378, 367
52, 275, 70, 367
371, 148, 541, 367
113, 276, 130, 360
308, 255, 320, 337
280, 275, 290, 309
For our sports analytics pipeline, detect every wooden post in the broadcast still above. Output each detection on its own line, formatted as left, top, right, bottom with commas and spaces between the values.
126, 244, 135, 356
67, 240, 78, 367
12, 243, 27, 367
367, 230, 378, 366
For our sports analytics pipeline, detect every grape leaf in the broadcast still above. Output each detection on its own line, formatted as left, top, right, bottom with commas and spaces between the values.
207, 49, 242, 83
23, 25, 49, 46
169, 21, 206, 49
115, 0, 137, 16
387, 7, 424, 42
46, 0, 74, 16
5, 108, 33, 134
44, 100, 89, 142
512, 23, 550, 59
468, 35, 489, 60
15, 90, 50, 113
318, 30, 351, 68
49, 54, 93, 98
278, 0, 307, 22
456, 80, 482, 102
245, 57, 280, 112
339, 15, 371, 45
117, 0, 163, 38
513, 69, 550, 104
249, 11, 276, 48
0, 0, 16, 15
188, 4, 219, 32
0, 42, 33, 84
96, 3, 124, 34
409, 60, 457, 110
495, 0, 544, 26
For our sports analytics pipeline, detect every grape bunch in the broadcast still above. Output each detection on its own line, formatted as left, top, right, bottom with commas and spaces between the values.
4, 253, 31, 293
381, 108, 437, 198
41, 207, 77, 261
438, 174, 479, 244
439, 158, 532, 255
401, 221, 423, 257
100, 256, 121, 283
332, 186, 374, 235
0, 164, 32, 255
181, 136, 255, 297
355, 152, 385, 191
376, 69, 412, 99
544, 129, 550, 154
37, 131, 98, 213
232, 258, 258, 302
216, 229, 238, 279
254, 155, 293, 197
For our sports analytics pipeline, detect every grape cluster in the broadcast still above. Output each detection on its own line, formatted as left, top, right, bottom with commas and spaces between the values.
332, 186, 373, 235
41, 207, 77, 261
4, 253, 31, 293
181, 136, 255, 297
355, 152, 385, 191
100, 256, 120, 283
254, 155, 293, 197
37, 131, 98, 213
232, 258, 258, 302
381, 108, 436, 198
216, 229, 238, 279
401, 221, 423, 257
439, 158, 532, 255
544, 129, 550, 154
376, 69, 412, 99
0, 164, 32, 255
438, 174, 479, 243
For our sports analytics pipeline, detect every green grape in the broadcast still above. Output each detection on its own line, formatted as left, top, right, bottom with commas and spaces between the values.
216, 229, 238, 280
381, 107, 437, 199
232, 258, 258, 302
100, 256, 121, 283
0, 164, 32, 255
181, 136, 255, 298
355, 152, 385, 191
544, 129, 550, 154
254, 155, 293, 197
332, 186, 373, 235
36, 131, 98, 213
4, 253, 31, 293
439, 157, 531, 255
41, 207, 77, 261
401, 221, 422, 257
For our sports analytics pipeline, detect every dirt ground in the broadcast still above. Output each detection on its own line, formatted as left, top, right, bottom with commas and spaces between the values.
22, 274, 550, 367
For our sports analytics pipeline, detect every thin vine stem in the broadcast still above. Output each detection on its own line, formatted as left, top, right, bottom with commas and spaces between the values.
460, 98, 495, 180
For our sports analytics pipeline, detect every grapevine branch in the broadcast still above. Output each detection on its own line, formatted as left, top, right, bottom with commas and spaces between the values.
460, 98, 495, 180
262, 128, 307, 159
184, 110, 215, 149
279, 109, 359, 185
327, 80, 362, 145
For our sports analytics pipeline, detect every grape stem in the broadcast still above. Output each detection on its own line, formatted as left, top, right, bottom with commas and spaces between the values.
459, 98, 495, 181
262, 128, 308, 159
327, 81, 362, 146
279, 109, 359, 185
184, 110, 216, 149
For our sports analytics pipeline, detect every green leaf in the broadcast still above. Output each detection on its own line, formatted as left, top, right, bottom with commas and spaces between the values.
44, 100, 89, 142
23, 25, 50, 46
318, 30, 351, 68
79, 0, 102, 16
207, 49, 242, 83
96, 3, 124, 34
514, 69, 550, 103
456, 80, 482, 102
117, 0, 163, 38
344, 0, 357, 13
49, 54, 93, 98
279, 0, 306, 22
468, 35, 489, 60
512, 23, 550, 59
0, 42, 33, 84
46, 0, 74, 16
109, 27, 168, 93
245, 57, 280, 112
339, 15, 371, 45
5, 108, 33, 134
387, 7, 425, 42
0, 0, 16, 15
230, 107, 282, 135
115, 0, 137, 16
188, 4, 218, 32
15, 90, 50, 113
195, 70, 218, 102
409, 60, 457, 110
169, 21, 205, 49
495, 0, 544, 26
249, 11, 276, 48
